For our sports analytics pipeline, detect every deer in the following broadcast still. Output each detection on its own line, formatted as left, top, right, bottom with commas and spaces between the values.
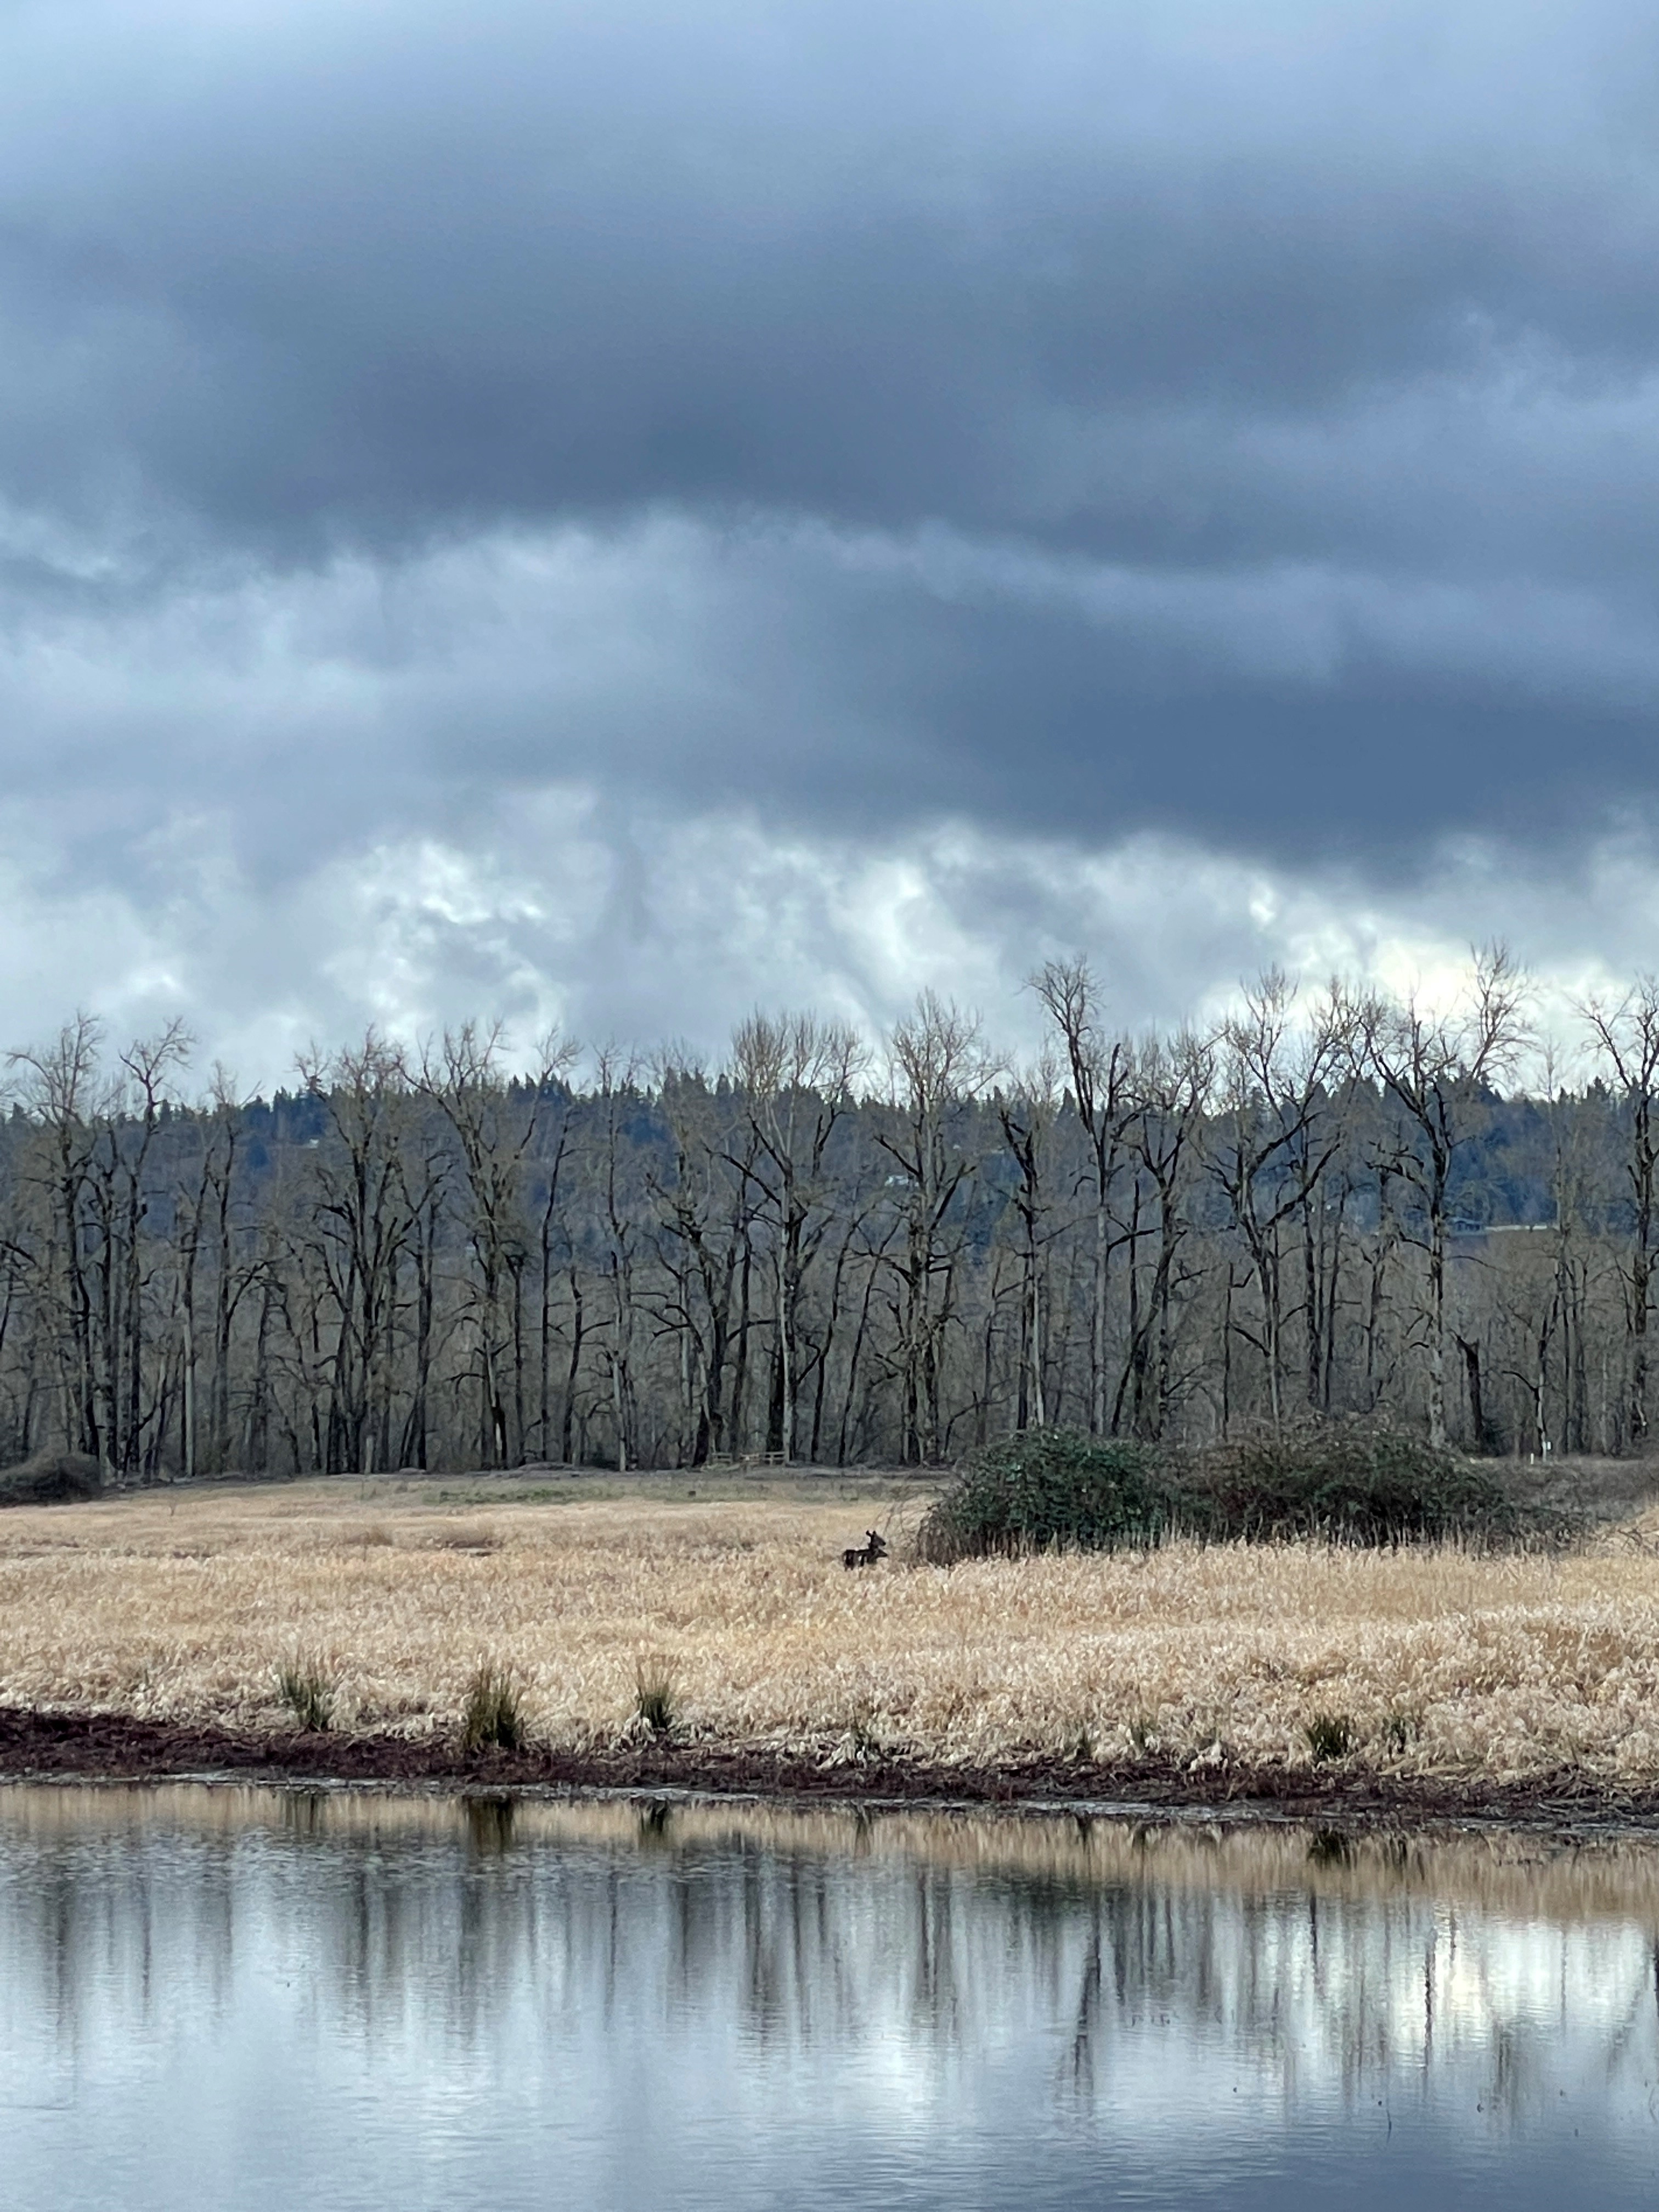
842, 1529, 889, 1570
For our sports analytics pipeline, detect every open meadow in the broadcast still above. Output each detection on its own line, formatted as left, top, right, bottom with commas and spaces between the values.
6, 1469, 1659, 1794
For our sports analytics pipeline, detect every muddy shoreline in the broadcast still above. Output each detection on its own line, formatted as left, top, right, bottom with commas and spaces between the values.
4, 1706, 1657, 1834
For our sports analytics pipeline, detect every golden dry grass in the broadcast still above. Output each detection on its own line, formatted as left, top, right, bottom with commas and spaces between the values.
5, 1479, 1659, 1782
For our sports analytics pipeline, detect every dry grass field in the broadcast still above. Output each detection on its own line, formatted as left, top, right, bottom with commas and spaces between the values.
5, 1472, 1659, 1785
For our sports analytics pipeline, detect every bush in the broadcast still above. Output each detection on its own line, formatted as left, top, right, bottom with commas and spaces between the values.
917, 1419, 1522, 1562
1175, 1421, 1516, 1546
0, 1451, 103, 1507
917, 1430, 1170, 1562
461, 1662, 526, 1753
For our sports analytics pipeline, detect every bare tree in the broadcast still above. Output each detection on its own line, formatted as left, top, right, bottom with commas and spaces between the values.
1356, 947, 1529, 1448
1117, 1030, 1214, 1440
1582, 978, 1659, 1447
593, 1047, 645, 1471
996, 1049, 1062, 1431
8, 1017, 113, 1468
1034, 959, 1132, 1435
294, 1033, 421, 1475
179, 1066, 261, 1477
730, 1010, 865, 1462
879, 992, 997, 1463
650, 1063, 758, 1466
114, 1023, 192, 1477
1207, 974, 1351, 1431
419, 1022, 575, 1465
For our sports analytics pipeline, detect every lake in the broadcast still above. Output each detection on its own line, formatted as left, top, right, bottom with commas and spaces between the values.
2, 1783, 1657, 2208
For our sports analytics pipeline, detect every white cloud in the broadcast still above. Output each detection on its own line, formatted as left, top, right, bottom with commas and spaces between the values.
0, 506, 1655, 1090
0, 773, 1647, 1093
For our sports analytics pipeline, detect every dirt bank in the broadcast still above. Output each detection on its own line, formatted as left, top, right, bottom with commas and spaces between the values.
5, 1706, 1657, 1833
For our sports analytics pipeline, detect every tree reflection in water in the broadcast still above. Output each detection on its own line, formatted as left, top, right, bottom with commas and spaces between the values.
2, 1786, 1658, 2209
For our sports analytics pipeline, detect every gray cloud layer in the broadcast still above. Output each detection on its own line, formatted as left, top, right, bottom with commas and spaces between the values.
1, 0, 1657, 1069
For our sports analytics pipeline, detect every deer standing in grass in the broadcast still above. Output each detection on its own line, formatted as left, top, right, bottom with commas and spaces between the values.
842, 1530, 888, 1569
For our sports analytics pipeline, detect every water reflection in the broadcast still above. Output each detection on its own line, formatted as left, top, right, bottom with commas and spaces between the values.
1, 1786, 1657, 2208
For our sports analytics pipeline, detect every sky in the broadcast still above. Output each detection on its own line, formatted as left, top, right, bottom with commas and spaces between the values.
3, 0, 1659, 1087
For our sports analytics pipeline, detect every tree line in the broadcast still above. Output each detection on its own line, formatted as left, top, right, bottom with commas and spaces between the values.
4, 948, 1659, 1478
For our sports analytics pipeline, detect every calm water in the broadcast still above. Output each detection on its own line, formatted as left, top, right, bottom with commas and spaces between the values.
2, 1786, 1658, 2209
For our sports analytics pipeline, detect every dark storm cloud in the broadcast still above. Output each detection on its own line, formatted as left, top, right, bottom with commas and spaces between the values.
1, 0, 1658, 871
2, 1, 1652, 541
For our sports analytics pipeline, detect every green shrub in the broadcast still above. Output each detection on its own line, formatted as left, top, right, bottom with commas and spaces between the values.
461, 1662, 526, 1753
916, 1429, 1169, 1561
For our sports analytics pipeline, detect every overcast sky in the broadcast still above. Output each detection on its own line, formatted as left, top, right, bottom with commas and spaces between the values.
3, 0, 1658, 1085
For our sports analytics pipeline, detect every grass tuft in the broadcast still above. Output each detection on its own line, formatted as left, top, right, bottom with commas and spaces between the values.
461, 1661, 526, 1752
1381, 1709, 1423, 1755
275, 1652, 336, 1733
1305, 1711, 1357, 1764
845, 1701, 882, 1761
634, 1654, 677, 1736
